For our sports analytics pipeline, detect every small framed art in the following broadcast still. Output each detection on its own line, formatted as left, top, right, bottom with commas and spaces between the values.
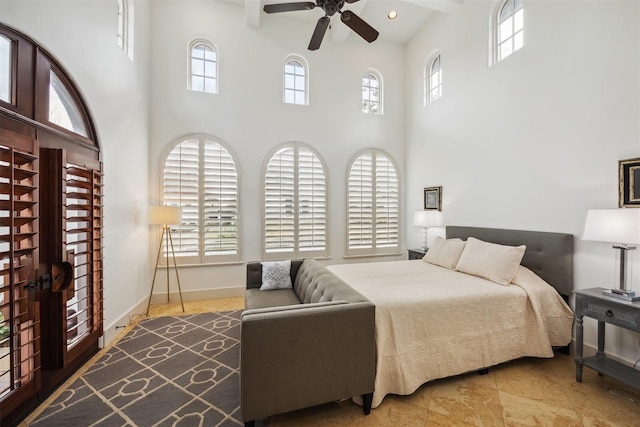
423, 186, 442, 211
619, 157, 640, 208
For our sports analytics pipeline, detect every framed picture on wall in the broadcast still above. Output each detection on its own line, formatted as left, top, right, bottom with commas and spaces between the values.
424, 186, 442, 211
619, 157, 640, 208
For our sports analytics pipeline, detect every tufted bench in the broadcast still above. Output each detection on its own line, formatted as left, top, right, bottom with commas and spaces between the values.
240, 259, 376, 427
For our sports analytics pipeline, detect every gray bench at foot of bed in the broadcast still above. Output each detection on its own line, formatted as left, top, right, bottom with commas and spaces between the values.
240, 259, 376, 426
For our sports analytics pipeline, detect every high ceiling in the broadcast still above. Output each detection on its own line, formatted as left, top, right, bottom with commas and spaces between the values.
217, 0, 463, 45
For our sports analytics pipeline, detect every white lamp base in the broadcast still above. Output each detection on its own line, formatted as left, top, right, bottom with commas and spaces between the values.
422, 227, 428, 251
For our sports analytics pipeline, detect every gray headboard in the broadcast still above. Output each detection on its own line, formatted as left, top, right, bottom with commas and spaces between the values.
446, 226, 574, 297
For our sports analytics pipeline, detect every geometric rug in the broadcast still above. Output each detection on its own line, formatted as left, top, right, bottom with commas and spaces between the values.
29, 311, 243, 427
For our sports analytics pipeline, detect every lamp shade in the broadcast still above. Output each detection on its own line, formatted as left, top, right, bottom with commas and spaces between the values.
148, 205, 182, 225
413, 210, 444, 227
582, 208, 640, 245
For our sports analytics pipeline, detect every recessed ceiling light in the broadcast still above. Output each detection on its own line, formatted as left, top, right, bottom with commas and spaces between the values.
388, 10, 397, 19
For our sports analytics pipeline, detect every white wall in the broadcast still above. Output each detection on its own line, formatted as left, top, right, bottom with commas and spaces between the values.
0, 0, 151, 343
405, 1, 640, 364
4, 0, 635, 364
147, 0, 406, 298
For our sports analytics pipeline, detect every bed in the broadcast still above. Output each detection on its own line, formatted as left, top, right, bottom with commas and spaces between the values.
327, 226, 574, 408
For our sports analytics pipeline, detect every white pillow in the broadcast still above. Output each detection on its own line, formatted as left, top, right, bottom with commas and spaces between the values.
455, 237, 526, 286
260, 260, 293, 290
423, 236, 466, 270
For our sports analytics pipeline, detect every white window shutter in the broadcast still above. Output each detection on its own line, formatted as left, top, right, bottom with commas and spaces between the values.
264, 144, 326, 258
164, 139, 199, 258
298, 147, 326, 252
265, 147, 296, 254
348, 152, 373, 250
163, 137, 239, 263
375, 153, 399, 248
203, 141, 238, 257
347, 150, 399, 255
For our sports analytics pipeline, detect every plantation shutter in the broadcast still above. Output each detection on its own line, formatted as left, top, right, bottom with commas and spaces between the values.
347, 150, 399, 255
264, 147, 295, 254
0, 137, 40, 411
162, 137, 239, 263
348, 152, 373, 251
298, 147, 326, 253
375, 153, 399, 248
163, 139, 199, 260
64, 160, 104, 353
203, 141, 238, 259
264, 144, 326, 259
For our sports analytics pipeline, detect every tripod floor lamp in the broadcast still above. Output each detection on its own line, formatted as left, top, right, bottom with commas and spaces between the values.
146, 205, 185, 316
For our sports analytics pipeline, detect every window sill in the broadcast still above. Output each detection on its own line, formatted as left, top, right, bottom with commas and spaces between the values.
343, 252, 402, 259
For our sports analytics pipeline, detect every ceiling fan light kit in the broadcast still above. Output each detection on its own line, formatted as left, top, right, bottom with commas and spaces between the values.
263, 0, 379, 51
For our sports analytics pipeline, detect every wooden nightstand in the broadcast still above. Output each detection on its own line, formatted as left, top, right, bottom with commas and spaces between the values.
408, 248, 427, 260
573, 287, 640, 390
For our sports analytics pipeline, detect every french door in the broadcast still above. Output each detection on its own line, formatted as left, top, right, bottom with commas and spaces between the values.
38, 148, 104, 392
0, 24, 103, 425
0, 127, 40, 423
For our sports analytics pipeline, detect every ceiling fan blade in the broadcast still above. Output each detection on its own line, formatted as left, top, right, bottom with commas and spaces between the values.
263, 2, 316, 14
340, 10, 379, 43
308, 16, 330, 51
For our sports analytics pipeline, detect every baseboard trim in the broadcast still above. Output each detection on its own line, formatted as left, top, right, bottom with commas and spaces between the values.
101, 286, 245, 347
149, 286, 245, 304
573, 338, 638, 368
101, 299, 146, 348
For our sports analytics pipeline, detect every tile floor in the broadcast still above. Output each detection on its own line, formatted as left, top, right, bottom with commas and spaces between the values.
23, 297, 640, 426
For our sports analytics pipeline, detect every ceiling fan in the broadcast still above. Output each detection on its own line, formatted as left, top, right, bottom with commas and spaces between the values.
263, 0, 379, 51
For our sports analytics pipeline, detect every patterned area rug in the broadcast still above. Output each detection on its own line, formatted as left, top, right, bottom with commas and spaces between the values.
30, 311, 243, 426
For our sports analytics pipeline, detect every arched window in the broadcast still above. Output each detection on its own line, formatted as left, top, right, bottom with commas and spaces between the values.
284, 56, 308, 105
117, 0, 134, 61
0, 35, 11, 103
49, 68, 89, 137
494, 0, 523, 63
189, 40, 218, 94
362, 71, 382, 114
0, 24, 102, 421
264, 143, 326, 258
428, 55, 442, 103
347, 150, 399, 255
162, 135, 239, 263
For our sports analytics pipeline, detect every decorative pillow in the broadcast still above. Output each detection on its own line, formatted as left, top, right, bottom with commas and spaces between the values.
455, 237, 526, 285
260, 260, 293, 290
423, 236, 466, 270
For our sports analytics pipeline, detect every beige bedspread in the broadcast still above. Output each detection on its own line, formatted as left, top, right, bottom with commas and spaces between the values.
327, 260, 574, 408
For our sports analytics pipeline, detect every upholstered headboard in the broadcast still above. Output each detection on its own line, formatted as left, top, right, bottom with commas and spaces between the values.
446, 226, 574, 297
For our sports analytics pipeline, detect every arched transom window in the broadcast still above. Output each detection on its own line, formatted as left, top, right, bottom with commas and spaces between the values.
189, 41, 218, 94
428, 55, 442, 103
117, 0, 134, 61
362, 71, 382, 114
284, 57, 307, 105
496, 0, 523, 62
0, 35, 11, 103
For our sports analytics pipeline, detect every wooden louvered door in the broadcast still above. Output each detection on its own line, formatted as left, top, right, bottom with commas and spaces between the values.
0, 24, 102, 424
38, 148, 103, 393
0, 128, 41, 421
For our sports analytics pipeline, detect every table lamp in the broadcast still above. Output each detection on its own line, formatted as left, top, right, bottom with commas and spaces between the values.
582, 208, 640, 301
146, 205, 185, 315
413, 210, 443, 250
